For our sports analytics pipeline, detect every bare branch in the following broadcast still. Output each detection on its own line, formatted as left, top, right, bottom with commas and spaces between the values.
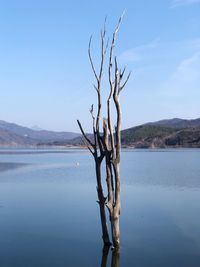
98, 17, 107, 84
118, 71, 131, 94
114, 12, 125, 35
88, 36, 99, 82
80, 137, 94, 155
89, 104, 98, 154
120, 67, 126, 80
93, 84, 98, 92
104, 37, 109, 55
114, 57, 119, 97
77, 120, 95, 148
90, 104, 95, 127
95, 19, 108, 155
103, 16, 107, 36
107, 14, 125, 158
108, 14, 123, 97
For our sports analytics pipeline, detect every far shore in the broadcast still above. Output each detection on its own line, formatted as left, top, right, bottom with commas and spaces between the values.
0, 145, 200, 150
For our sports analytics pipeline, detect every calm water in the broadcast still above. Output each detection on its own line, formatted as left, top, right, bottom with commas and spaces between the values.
0, 148, 200, 267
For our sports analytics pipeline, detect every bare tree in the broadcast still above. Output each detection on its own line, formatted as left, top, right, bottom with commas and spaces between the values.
77, 14, 130, 250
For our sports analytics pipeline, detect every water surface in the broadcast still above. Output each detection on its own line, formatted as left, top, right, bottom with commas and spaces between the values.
0, 148, 200, 266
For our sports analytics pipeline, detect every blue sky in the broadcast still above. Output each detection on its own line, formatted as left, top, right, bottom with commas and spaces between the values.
0, 0, 199, 132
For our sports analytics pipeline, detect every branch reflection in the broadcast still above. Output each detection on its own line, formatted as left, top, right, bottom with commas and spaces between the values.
100, 246, 120, 267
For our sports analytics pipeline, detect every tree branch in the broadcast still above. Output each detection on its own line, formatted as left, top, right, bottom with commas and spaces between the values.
88, 36, 99, 82
80, 137, 94, 155
118, 71, 131, 95
77, 120, 95, 149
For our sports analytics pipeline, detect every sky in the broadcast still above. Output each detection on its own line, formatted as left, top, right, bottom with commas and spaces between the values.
0, 0, 200, 132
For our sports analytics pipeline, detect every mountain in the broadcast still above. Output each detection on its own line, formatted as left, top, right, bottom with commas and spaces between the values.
67, 118, 200, 148
31, 125, 43, 131
121, 125, 177, 148
121, 124, 200, 148
120, 118, 200, 148
43, 133, 94, 147
0, 128, 36, 146
0, 120, 80, 146
147, 118, 200, 129
165, 127, 200, 147
1, 118, 200, 148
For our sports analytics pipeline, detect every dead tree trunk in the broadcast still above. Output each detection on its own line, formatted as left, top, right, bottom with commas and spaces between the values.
105, 15, 130, 249
77, 14, 130, 249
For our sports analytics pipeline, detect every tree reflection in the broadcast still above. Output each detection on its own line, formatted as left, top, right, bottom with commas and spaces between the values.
111, 249, 120, 267
100, 246, 120, 267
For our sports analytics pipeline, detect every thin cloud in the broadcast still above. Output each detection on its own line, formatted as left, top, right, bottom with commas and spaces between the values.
119, 38, 160, 63
162, 52, 200, 97
119, 38, 200, 67
150, 52, 200, 119
171, 0, 200, 8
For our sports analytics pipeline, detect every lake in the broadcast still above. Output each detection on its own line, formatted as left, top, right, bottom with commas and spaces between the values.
0, 148, 200, 267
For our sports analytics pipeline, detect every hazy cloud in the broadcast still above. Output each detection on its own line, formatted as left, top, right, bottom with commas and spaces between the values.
153, 51, 200, 118
119, 39, 160, 63
119, 38, 200, 65
117, 37, 200, 123
162, 52, 200, 96
171, 0, 200, 8
171, 53, 200, 82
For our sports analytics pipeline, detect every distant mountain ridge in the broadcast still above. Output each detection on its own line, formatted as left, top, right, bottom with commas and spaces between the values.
0, 128, 36, 146
119, 118, 200, 148
31, 125, 43, 131
0, 118, 200, 148
147, 118, 200, 129
0, 120, 80, 146
40, 117, 200, 149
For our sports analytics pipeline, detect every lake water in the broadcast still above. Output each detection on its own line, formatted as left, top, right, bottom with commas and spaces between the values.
0, 148, 200, 267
